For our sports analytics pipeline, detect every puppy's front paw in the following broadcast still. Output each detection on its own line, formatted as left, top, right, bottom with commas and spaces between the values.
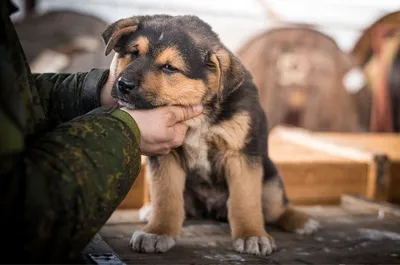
233, 235, 277, 255
129, 231, 175, 253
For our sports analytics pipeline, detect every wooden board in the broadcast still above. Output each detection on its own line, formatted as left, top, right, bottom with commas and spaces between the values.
269, 127, 385, 204
118, 128, 399, 208
100, 202, 400, 265
313, 133, 400, 203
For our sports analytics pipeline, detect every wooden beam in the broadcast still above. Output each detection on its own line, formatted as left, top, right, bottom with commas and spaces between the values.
273, 126, 392, 201
341, 194, 400, 218
273, 126, 382, 162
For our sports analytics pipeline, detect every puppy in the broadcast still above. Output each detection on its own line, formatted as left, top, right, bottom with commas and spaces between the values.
102, 15, 320, 255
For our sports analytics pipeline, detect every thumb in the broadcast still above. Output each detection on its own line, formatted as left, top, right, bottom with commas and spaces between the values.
166, 105, 203, 126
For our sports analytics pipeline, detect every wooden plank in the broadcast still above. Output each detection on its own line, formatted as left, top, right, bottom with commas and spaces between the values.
101, 208, 400, 265
270, 133, 355, 163
314, 133, 400, 204
273, 126, 385, 162
341, 194, 400, 218
277, 162, 368, 205
272, 126, 392, 201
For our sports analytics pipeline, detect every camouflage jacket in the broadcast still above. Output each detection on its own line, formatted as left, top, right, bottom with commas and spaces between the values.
0, 1, 141, 262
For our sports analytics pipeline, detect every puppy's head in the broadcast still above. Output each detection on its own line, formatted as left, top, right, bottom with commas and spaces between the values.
102, 15, 245, 109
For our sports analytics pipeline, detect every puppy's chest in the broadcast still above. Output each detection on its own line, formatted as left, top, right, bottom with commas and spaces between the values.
182, 125, 218, 182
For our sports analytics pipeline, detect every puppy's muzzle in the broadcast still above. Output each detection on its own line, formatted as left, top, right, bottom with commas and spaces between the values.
117, 77, 139, 94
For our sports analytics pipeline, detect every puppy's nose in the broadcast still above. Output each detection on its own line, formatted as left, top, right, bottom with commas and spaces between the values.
117, 77, 138, 94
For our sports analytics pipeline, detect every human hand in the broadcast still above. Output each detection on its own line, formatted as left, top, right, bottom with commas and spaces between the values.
121, 105, 204, 156
100, 53, 119, 106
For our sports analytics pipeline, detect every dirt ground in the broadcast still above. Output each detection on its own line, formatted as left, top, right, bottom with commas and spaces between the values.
91, 206, 400, 265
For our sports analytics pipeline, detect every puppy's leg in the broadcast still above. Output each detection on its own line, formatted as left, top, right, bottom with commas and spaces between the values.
138, 165, 153, 223
130, 154, 185, 253
138, 203, 152, 223
262, 157, 320, 235
225, 154, 276, 255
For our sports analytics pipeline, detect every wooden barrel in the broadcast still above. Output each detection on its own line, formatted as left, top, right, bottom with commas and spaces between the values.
14, 10, 113, 73
351, 11, 400, 133
236, 26, 360, 132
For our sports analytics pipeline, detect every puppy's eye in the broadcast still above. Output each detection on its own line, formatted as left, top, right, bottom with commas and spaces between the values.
162, 64, 178, 73
131, 49, 139, 58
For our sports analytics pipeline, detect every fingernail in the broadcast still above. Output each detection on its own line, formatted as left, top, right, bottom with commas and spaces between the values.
192, 105, 203, 113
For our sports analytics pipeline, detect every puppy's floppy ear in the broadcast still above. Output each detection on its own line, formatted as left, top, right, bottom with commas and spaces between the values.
102, 17, 140, 56
205, 48, 245, 100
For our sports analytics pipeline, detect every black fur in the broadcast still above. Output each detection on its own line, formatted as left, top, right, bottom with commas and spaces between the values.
108, 14, 290, 221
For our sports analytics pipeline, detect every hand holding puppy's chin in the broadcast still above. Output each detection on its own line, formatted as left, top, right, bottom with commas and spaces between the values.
120, 104, 203, 156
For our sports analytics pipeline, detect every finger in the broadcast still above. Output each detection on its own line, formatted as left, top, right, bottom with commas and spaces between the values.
165, 122, 188, 143
168, 123, 188, 148
152, 146, 171, 156
165, 105, 203, 126
160, 148, 171, 155
140, 146, 171, 156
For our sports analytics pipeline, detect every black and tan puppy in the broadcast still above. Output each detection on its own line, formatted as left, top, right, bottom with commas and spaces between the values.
102, 15, 320, 255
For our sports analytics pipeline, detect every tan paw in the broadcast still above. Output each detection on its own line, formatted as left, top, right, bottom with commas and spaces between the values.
233, 235, 277, 255
129, 231, 175, 253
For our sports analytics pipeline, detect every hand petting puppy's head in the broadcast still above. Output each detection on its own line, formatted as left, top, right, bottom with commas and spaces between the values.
102, 15, 245, 109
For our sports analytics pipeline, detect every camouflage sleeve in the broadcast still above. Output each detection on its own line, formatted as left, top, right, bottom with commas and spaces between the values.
1, 106, 142, 262
31, 69, 110, 126
1, 2, 143, 261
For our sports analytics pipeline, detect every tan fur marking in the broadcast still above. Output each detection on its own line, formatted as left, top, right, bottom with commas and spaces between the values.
223, 153, 268, 238
116, 54, 131, 74
143, 153, 185, 237
127, 36, 150, 55
261, 178, 287, 223
155, 47, 187, 72
215, 48, 231, 73
209, 111, 250, 150
142, 72, 207, 106
207, 53, 222, 94
213, 48, 245, 94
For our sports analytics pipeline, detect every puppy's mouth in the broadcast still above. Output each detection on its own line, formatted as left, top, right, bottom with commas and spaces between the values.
112, 86, 157, 110
118, 99, 136, 109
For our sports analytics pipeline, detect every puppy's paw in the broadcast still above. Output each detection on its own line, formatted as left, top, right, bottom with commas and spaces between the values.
295, 218, 321, 235
138, 204, 152, 223
129, 231, 175, 253
233, 235, 277, 255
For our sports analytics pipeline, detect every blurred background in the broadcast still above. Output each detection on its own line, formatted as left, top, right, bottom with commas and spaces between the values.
9, 0, 400, 206
10, 0, 400, 133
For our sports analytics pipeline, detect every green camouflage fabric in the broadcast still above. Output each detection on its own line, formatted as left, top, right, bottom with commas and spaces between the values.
0, 1, 142, 263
